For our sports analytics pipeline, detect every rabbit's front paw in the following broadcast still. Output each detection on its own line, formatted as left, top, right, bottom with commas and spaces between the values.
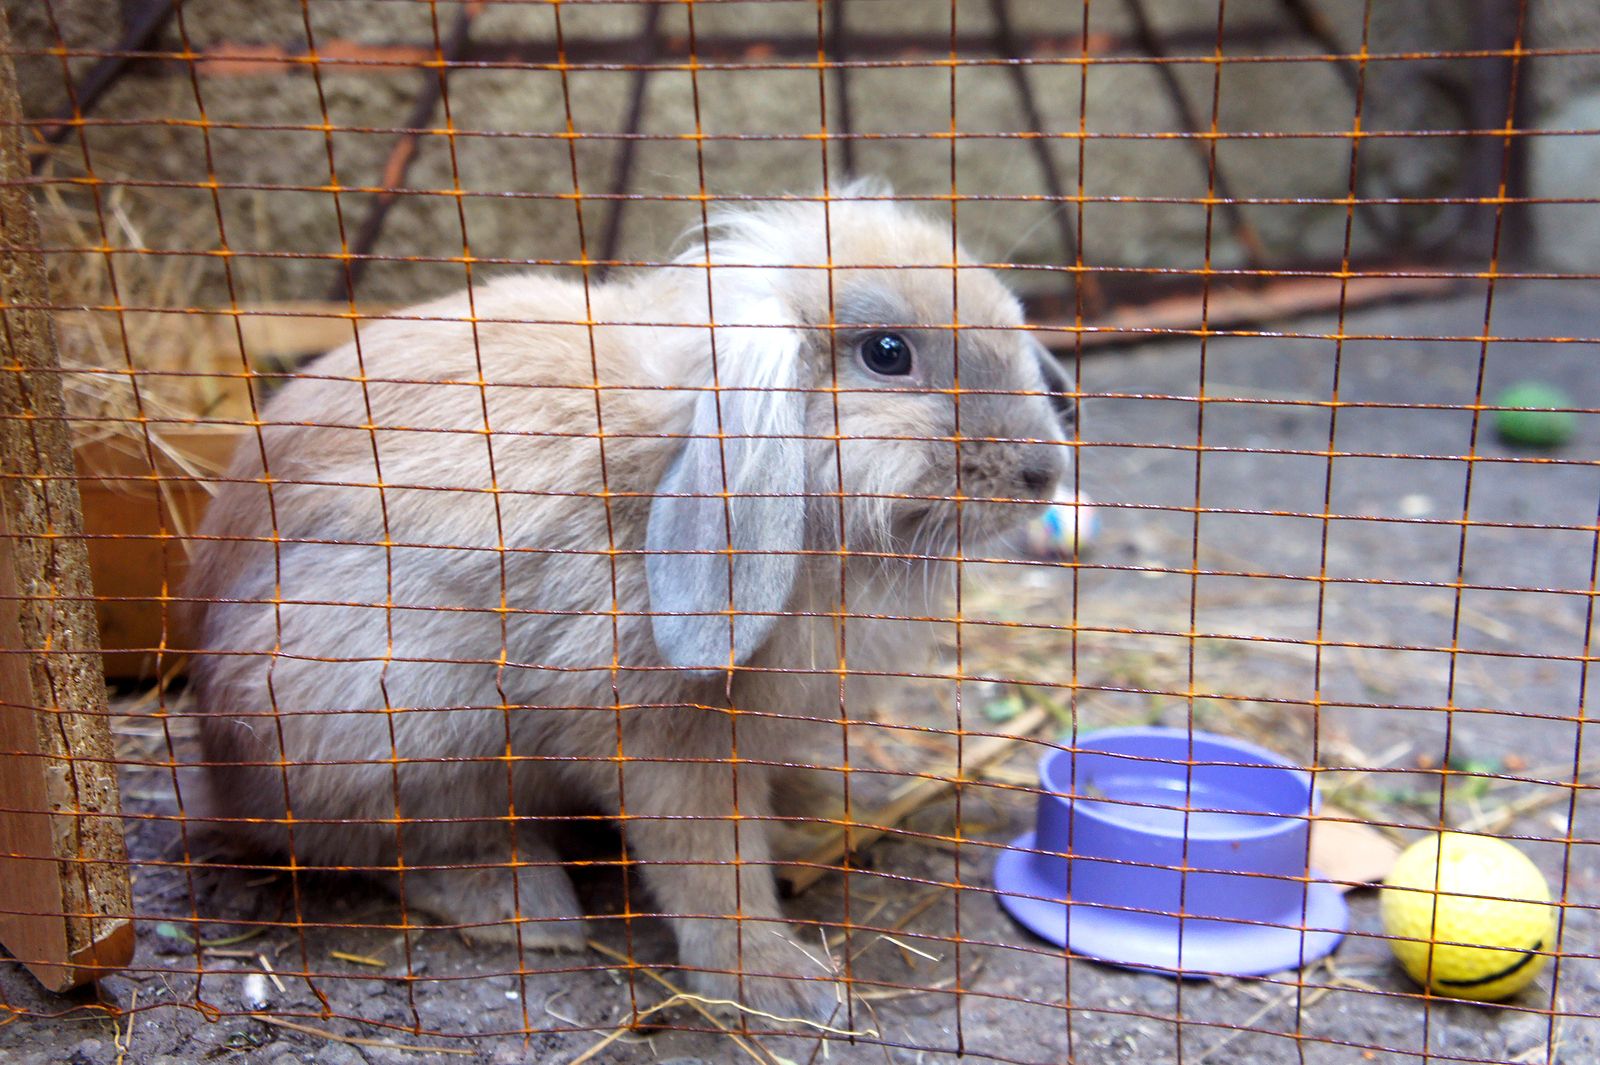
687, 923, 842, 1026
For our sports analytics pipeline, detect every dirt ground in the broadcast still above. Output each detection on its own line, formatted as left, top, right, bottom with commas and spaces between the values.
3, 282, 1597, 1064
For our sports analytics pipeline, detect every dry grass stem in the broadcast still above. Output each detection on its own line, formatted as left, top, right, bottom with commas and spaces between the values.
250, 1015, 475, 1055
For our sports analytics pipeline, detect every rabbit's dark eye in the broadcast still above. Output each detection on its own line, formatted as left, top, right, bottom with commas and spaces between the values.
860, 332, 913, 376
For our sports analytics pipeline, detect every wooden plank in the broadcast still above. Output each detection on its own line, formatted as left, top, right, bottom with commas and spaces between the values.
0, 3, 133, 992
74, 427, 239, 677
0, 508, 73, 990
1038, 273, 1464, 350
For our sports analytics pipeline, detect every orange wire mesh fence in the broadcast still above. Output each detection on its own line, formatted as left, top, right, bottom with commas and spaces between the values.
1, 1, 1597, 1062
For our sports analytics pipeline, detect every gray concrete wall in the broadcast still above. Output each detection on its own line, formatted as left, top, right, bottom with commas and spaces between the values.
1526, 0, 1600, 272
11, 0, 1584, 309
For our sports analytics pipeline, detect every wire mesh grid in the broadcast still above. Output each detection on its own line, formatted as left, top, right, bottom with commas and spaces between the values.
2, 0, 1597, 1062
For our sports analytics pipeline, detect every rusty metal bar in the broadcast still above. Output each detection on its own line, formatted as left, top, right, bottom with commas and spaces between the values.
827, 0, 857, 177
104, 21, 1307, 78
1462, 0, 1532, 260
595, 1, 665, 275
1273, 0, 1361, 96
27, 0, 176, 172
326, 1, 486, 301
1120, 0, 1270, 269
985, 0, 1104, 315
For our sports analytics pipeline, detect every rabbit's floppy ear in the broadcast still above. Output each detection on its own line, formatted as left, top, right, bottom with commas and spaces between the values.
1033, 338, 1078, 431
646, 299, 809, 672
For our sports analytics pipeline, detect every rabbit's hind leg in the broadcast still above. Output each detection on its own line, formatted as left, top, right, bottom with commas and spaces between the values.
400, 833, 589, 949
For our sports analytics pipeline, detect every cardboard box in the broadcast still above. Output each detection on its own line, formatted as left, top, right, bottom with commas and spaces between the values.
74, 426, 244, 679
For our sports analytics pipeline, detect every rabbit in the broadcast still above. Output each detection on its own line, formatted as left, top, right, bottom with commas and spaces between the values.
181, 179, 1076, 1023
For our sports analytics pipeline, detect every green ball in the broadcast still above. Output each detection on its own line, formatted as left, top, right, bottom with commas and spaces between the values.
1494, 382, 1576, 448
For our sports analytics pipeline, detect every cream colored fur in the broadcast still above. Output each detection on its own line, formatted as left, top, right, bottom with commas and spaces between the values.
182, 185, 1073, 1021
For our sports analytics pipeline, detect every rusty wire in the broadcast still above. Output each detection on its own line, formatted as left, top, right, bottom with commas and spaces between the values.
2, 1, 1598, 1063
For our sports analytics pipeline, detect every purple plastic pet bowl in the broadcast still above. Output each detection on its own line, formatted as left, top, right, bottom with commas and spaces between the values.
994, 727, 1347, 977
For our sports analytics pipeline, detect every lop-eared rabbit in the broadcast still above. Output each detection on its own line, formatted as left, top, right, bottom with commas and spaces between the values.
184, 183, 1075, 1022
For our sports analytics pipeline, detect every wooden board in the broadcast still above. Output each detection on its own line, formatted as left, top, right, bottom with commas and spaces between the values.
0, 3, 134, 991
0, 507, 134, 990
1035, 273, 1463, 350
74, 427, 241, 677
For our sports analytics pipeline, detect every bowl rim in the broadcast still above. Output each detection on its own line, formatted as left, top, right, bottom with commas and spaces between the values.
1037, 726, 1318, 843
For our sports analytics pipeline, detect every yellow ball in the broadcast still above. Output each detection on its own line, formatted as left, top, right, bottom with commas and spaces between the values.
1380, 832, 1555, 1001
